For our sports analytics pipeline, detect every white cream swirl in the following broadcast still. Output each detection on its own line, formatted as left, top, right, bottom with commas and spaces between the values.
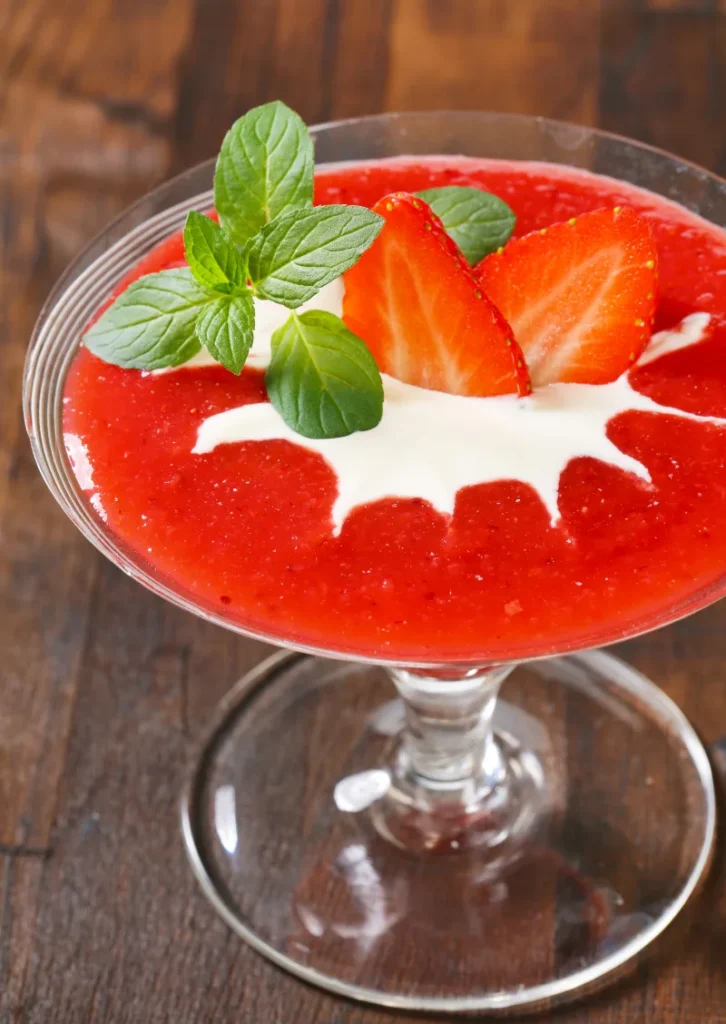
187, 293, 724, 532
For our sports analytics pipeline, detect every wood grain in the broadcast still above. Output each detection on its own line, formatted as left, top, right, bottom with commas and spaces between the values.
600, 0, 726, 173
1, 0, 726, 1021
385, 0, 600, 123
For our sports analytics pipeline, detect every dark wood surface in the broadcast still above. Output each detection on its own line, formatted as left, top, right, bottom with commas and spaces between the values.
2, 1, 726, 1021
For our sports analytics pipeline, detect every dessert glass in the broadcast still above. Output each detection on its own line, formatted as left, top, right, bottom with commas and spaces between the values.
24, 113, 720, 1014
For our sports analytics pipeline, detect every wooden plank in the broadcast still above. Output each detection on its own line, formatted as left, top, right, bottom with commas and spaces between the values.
172, 0, 335, 172
646, 0, 712, 10
173, 0, 393, 173
600, 0, 726, 171
326, 0, 393, 119
3, 0, 726, 1021
385, 0, 600, 124
0, 856, 48, 1015
0, 0, 195, 859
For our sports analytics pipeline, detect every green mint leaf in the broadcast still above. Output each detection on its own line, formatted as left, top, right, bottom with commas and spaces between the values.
195, 292, 255, 375
214, 100, 314, 247
266, 310, 383, 439
247, 205, 383, 309
183, 211, 247, 294
416, 186, 516, 264
84, 269, 211, 370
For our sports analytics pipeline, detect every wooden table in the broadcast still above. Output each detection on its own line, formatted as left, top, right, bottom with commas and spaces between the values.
2, 1, 726, 1021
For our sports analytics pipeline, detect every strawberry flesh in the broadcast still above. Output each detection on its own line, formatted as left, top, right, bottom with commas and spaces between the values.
343, 193, 531, 398
475, 206, 658, 387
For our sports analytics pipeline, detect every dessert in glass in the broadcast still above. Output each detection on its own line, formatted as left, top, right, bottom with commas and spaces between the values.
24, 108, 724, 1014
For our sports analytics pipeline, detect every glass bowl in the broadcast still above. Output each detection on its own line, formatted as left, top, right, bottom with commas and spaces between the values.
24, 112, 720, 1014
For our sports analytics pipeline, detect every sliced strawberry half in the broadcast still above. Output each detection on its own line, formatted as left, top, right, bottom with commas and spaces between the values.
342, 193, 531, 398
475, 206, 658, 387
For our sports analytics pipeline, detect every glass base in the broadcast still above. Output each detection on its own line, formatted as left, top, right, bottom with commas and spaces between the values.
181, 650, 715, 1014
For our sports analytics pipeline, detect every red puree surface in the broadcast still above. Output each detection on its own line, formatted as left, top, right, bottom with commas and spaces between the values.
64, 159, 726, 662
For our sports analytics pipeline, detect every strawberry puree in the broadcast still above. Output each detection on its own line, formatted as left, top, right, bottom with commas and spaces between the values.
63, 159, 726, 662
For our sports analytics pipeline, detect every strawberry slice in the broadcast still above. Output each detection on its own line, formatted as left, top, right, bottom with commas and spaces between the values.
342, 193, 531, 397
475, 206, 658, 387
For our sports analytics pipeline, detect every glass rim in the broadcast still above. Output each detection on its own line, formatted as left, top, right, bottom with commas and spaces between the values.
30, 110, 726, 340
23, 110, 726, 669
313, 107, 726, 183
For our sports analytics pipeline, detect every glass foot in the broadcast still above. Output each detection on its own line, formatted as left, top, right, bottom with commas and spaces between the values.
181, 650, 715, 1014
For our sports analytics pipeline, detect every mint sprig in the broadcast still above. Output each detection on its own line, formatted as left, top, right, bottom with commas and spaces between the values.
214, 100, 314, 246
83, 101, 385, 439
85, 269, 209, 370
183, 211, 247, 293
83, 100, 520, 441
246, 205, 383, 307
416, 186, 516, 264
266, 311, 383, 438
196, 293, 255, 374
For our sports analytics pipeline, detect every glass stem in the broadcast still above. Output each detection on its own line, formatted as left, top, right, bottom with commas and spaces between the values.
391, 665, 513, 791
375, 665, 516, 853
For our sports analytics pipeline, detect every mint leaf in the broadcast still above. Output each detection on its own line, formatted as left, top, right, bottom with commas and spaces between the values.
266, 310, 383, 438
84, 269, 210, 370
214, 101, 313, 247
195, 292, 255, 374
183, 211, 247, 293
247, 205, 383, 308
416, 186, 516, 264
